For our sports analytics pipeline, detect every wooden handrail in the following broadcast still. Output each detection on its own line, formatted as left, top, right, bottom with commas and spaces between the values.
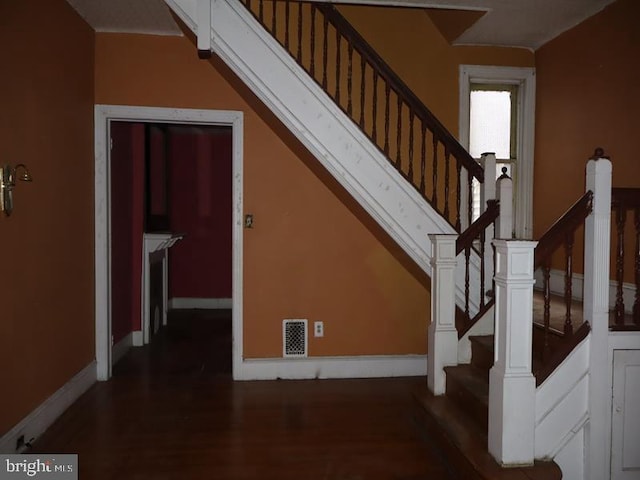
534, 191, 593, 268
533, 189, 593, 362
314, 4, 484, 183
241, 0, 485, 231
456, 200, 499, 255
454, 199, 499, 335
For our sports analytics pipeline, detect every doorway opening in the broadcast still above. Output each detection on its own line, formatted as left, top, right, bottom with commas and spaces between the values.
95, 106, 244, 381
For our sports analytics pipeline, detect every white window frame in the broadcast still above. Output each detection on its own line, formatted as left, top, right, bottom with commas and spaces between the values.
459, 65, 536, 239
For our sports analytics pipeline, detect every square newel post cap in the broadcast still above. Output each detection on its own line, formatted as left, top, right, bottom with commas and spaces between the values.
428, 234, 458, 263
492, 239, 538, 281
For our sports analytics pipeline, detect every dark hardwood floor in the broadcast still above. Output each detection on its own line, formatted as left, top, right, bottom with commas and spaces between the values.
32, 309, 455, 479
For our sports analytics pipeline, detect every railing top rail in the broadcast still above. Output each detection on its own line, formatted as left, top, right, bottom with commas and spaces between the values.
535, 190, 593, 268
456, 199, 499, 255
313, 3, 484, 183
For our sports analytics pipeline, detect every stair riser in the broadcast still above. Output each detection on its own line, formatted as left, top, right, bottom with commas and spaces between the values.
470, 342, 493, 379
445, 372, 488, 432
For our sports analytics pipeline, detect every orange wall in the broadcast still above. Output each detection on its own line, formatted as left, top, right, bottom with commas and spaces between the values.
95, 5, 532, 360
0, 0, 95, 435
339, 5, 534, 135
535, 0, 640, 231
535, 0, 639, 278
95, 33, 430, 358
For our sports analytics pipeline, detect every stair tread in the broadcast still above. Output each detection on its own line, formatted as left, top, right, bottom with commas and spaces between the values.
413, 387, 562, 480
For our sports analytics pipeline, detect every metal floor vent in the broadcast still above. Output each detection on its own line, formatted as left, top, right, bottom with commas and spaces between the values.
283, 319, 307, 357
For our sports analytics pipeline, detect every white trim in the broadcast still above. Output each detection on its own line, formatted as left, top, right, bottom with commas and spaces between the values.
606, 333, 640, 478
132, 330, 144, 347
168, 297, 233, 310
534, 335, 590, 463
94, 105, 243, 381
0, 361, 96, 453
112, 332, 133, 365
234, 355, 428, 381
534, 268, 637, 314
142, 234, 184, 343
459, 65, 536, 239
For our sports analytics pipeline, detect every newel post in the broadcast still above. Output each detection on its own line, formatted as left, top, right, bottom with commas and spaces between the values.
488, 239, 537, 466
427, 234, 459, 395
496, 167, 513, 239
584, 151, 612, 480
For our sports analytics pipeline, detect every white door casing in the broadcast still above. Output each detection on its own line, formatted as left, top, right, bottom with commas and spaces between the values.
94, 105, 244, 381
459, 65, 536, 239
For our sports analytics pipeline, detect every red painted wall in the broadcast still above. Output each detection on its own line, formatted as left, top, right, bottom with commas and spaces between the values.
110, 122, 145, 342
169, 127, 233, 299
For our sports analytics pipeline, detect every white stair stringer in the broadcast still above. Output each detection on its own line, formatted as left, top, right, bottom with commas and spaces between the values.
535, 334, 590, 476
165, 0, 481, 311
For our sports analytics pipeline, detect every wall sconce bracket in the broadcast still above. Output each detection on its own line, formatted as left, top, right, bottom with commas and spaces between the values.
0, 164, 33, 216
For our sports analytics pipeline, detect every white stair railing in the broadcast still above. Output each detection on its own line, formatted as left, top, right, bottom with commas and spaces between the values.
429, 169, 513, 393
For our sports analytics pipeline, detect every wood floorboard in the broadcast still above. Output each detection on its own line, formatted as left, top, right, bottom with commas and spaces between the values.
31, 309, 455, 480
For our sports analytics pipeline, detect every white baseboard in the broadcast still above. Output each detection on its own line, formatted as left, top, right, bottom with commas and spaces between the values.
0, 361, 96, 453
234, 354, 427, 381
534, 268, 636, 314
169, 297, 232, 310
132, 331, 144, 347
112, 332, 133, 365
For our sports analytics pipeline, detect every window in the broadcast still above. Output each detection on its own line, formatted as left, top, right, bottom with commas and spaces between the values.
459, 66, 536, 238
469, 84, 518, 221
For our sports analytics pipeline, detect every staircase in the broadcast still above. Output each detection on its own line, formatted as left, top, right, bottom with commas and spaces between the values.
162, 2, 640, 478
414, 334, 563, 479
165, 0, 489, 316
423, 156, 640, 479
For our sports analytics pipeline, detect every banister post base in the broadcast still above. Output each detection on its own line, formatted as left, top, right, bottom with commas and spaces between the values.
488, 239, 537, 466
488, 370, 536, 466
427, 234, 458, 395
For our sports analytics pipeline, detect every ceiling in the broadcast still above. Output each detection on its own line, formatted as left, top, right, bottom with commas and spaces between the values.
65, 0, 616, 50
